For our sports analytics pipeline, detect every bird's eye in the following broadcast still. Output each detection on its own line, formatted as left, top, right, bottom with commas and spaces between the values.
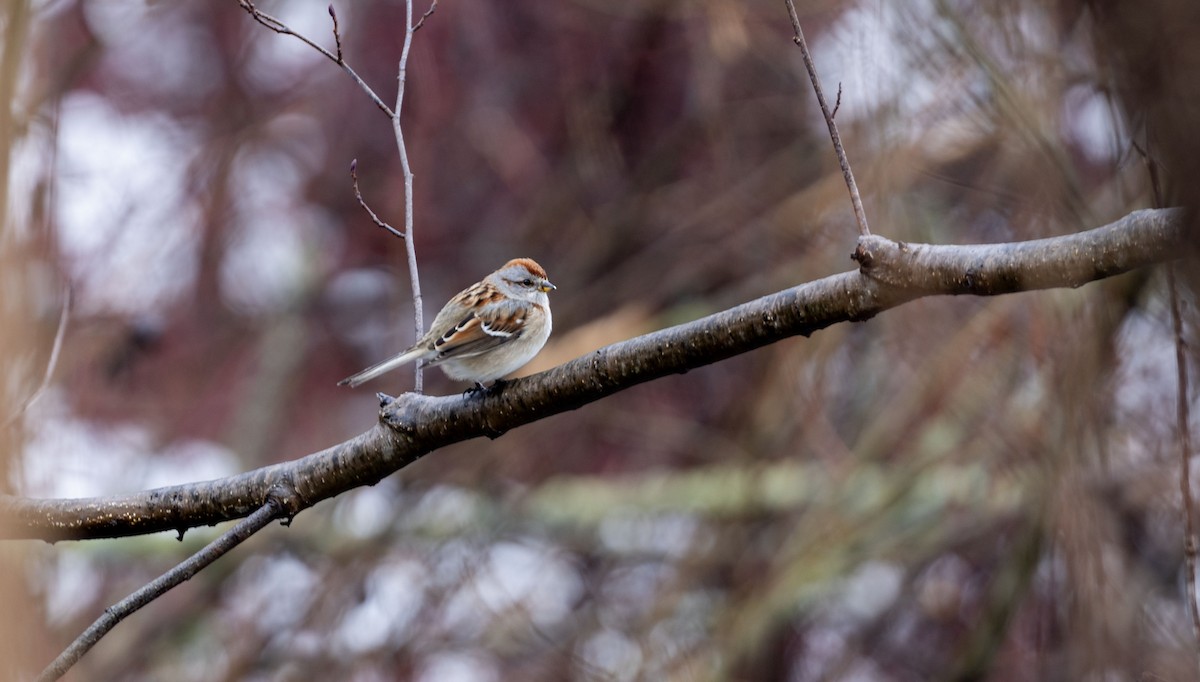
521, 278, 534, 286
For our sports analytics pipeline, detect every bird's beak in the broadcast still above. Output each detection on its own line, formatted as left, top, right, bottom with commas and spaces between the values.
539, 280, 556, 293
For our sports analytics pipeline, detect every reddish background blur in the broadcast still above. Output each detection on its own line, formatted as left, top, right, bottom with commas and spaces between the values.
3, 0, 1199, 679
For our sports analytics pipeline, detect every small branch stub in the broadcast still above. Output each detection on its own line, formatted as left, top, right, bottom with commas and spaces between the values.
851, 239, 874, 269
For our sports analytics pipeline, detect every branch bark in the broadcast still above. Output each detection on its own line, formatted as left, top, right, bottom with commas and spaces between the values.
1, 208, 1189, 543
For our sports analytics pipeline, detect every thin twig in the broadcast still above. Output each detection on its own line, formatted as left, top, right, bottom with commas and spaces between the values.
36, 501, 282, 682
349, 158, 405, 240
394, 0, 425, 393
781, 0, 871, 237
237, 0, 395, 118
1150, 139, 1200, 663
832, 82, 843, 119
3, 287, 70, 430
239, 0, 429, 392
413, 0, 438, 33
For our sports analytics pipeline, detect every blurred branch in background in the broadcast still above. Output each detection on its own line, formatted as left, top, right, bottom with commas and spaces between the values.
2, 287, 69, 431
1169, 263, 1200, 664
1, 0, 49, 677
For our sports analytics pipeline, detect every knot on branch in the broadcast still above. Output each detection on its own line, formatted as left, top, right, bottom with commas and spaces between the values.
852, 235, 920, 290
265, 479, 302, 525
851, 238, 875, 269
479, 412, 506, 440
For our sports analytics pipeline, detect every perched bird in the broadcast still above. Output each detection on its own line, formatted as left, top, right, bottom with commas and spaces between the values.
338, 258, 554, 391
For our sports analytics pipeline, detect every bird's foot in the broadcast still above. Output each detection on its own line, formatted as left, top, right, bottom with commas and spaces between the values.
462, 379, 509, 399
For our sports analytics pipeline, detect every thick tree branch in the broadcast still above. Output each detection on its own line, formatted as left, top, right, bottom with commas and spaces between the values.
850, 209, 1184, 292
0, 208, 1189, 543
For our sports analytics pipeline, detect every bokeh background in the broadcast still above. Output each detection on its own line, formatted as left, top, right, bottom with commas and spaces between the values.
3, 0, 1200, 679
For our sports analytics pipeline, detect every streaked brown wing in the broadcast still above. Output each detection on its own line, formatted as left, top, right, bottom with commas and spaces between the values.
425, 306, 526, 365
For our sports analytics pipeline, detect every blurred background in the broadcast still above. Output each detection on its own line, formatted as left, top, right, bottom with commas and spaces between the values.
2, 0, 1199, 679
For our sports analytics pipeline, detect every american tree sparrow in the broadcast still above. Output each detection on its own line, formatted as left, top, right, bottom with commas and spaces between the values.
338, 258, 555, 390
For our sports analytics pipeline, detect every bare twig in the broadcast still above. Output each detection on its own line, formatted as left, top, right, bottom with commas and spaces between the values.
239, 1, 429, 391
3, 287, 70, 430
1168, 264, 1200, 669
781, 0, 871, 237
349, 159, 405, 240
832, 82, 843, 119
237, 0, 395, 118
36, 500, 283, 682
413, 0, 438, 33
394, 0, 425, 393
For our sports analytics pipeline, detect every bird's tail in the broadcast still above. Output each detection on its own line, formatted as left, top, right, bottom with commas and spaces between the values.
337, 349, 423, 387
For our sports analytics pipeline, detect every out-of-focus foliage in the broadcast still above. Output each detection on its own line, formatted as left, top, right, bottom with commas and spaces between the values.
3, 0, 1199, 679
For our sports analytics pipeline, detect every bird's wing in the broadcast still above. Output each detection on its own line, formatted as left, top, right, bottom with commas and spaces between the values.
424, 302, 529, 366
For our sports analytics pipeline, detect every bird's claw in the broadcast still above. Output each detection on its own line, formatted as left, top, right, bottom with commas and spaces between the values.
462, 379, 509, 399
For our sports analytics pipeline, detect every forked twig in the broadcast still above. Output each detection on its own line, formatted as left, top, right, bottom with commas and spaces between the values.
781, 0, 871, 237
37, 501, 283, 682
239, 0, 429, 391
237, 1, 394, 117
